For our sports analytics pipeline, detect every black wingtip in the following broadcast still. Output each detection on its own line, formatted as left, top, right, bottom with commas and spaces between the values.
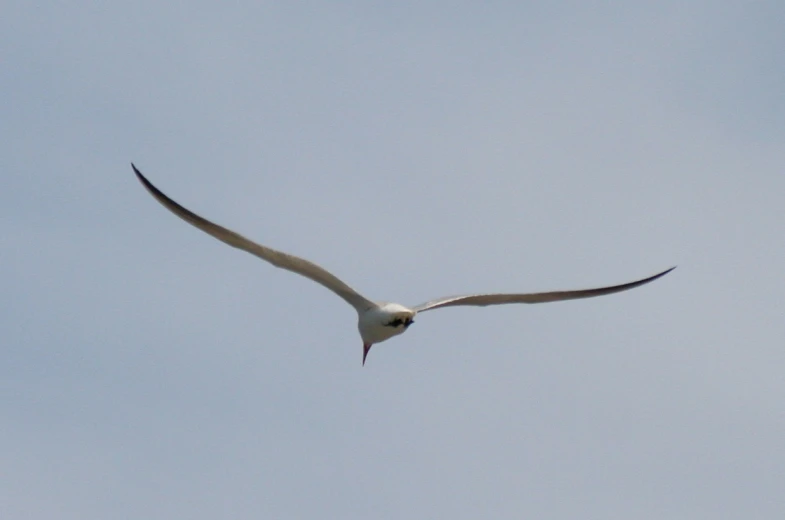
131, 163, 160, 196
131, 162, 144, 181
649, 265, 677, 283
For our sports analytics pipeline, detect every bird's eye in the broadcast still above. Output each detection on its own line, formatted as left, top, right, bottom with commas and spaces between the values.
387, 318, 403, 327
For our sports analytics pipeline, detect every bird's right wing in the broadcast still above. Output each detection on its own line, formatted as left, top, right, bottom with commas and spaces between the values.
412, 267, 675, 313
132, 164, 375, 313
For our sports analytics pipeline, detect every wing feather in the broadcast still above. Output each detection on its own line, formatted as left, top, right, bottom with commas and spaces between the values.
413, 267, 675, 313
132, 164, 375, 312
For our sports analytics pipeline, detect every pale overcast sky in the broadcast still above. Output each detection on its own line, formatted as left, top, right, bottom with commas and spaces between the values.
2, 2, 784, 519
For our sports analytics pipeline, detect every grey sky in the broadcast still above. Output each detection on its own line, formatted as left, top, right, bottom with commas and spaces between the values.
2, 1, 784, 518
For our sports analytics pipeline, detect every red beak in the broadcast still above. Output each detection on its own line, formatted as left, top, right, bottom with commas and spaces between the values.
363, 343, 373, 366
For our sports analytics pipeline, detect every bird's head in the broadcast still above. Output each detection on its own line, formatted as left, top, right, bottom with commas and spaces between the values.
384, 314, 415, 329
379, 303, 416, 331
359, 303, 417, 365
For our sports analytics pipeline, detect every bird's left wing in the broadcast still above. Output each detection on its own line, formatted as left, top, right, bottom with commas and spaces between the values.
132, 164, 375, 312
412, 267, 675, 313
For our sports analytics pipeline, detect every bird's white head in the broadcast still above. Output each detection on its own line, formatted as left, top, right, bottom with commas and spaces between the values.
358, 302, 416, 365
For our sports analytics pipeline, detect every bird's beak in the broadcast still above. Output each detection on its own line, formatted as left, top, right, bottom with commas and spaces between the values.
363, 343, 373, 366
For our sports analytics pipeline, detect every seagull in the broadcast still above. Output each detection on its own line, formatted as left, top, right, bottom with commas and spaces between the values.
132, 164, 675, 365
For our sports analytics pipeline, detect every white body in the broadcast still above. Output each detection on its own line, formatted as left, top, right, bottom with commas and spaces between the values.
358, 303, 416, 345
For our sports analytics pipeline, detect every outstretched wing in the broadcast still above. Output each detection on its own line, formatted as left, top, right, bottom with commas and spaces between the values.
132, 164, 375, 312
412, 267, 675, 313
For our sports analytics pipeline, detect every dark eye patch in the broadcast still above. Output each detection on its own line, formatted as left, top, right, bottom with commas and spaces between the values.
386, 318, 404, 327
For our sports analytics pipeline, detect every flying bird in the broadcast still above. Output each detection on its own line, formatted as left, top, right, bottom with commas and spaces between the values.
132, 164, 674, 365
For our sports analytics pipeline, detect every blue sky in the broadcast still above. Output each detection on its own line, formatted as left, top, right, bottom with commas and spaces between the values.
2, 2, 784, 518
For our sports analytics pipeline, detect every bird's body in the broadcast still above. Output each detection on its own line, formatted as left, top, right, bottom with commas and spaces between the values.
132, 164, 674, 365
